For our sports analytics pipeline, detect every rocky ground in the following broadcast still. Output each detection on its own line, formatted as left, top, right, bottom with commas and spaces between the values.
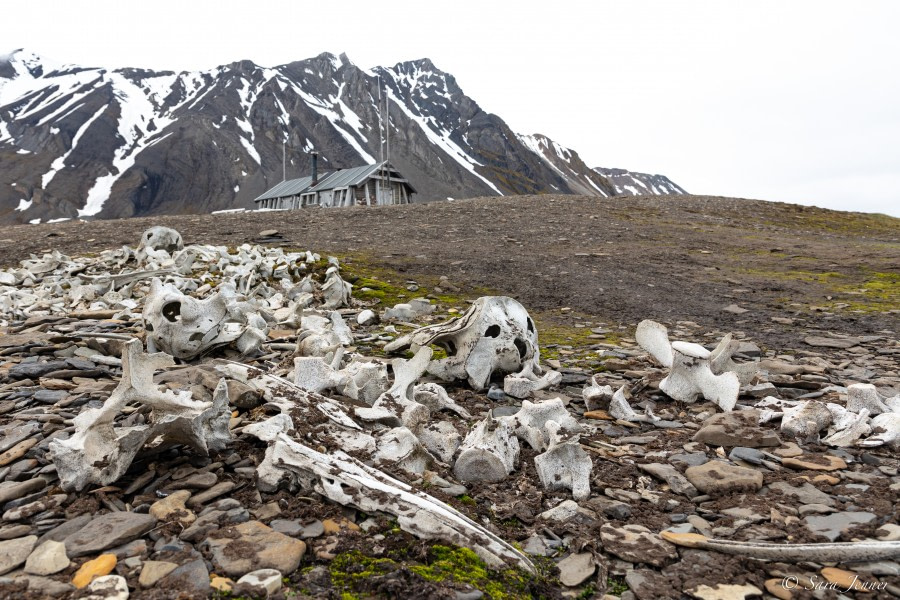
0, 194, 897, 600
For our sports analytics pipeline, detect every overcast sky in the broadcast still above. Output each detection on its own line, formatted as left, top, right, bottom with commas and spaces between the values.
5, 0, 899, 216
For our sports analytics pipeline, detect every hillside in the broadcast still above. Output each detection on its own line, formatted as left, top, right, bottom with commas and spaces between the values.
0, 194, 896, 347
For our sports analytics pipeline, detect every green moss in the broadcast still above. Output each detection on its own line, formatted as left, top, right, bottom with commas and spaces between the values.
457, 494, 476, 505
329, 546, 546, 600
577, 584, 598, 599
534, 312, 620, 363
607, 576, 629, 595
832, 271, 900, 312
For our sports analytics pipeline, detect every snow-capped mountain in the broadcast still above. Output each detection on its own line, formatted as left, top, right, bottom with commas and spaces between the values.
0, 49, 686, 223
593, 167, 687, 196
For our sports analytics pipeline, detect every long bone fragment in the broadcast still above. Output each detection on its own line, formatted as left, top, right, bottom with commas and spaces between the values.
250, 419, 534, 572
661, 531, 900, 563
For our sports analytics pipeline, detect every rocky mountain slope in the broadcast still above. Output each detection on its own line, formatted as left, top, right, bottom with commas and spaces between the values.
0, 49, 686, 224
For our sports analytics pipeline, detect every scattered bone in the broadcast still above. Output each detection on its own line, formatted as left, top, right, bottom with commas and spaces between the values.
821, 406, 871, 447
383, 298, 435, 321
321, 265, 351, 309
636, 319, 759, 412
385, 296, 554, 392
708, 333, 759, 385
503, 398, 581, 451
49, 339, 231, 490
414, 383, 472, 419
846, 383, 890, 415
136, 226, 184, 264
503, 369, 562, 399
373, 427, 434, 474
858, 412, 900, 448
533, 422, 592, 500
781, 400, 833, 441
143, 279, 268, 360
661, 531, 900, 563
454, 417, 520, 483
662, 342, 740, 412
292, 356, 348, 395
582, 376, 614, 412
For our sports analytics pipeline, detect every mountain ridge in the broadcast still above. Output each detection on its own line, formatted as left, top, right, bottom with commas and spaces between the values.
0, 48, 686, 223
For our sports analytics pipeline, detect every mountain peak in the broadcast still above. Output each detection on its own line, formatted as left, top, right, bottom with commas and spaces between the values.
0, 48, 58, 79
0, 50, 685, 224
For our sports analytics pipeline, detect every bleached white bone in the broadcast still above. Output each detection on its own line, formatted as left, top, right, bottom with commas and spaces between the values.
582, 375, 614, 412
821, 405, 871, 447
293, 356, 349, 394
660, 342, 740, 412
416, 421, 462, 464
709, 333, 759, 385
781, 401, 833, 441
846, 383, 890, 415
858, 412, 900, 448
322, 265, 352, 309
534, 432, 592, 501
635, 319, 674, 367
339, 359, 390, 405
355, 347, 432, 430
413, 383, 471, 419
49, 339, 231, 491
373, 427, 434, 474
384, 296, 546, 391
250, 423, 534, 572
502, 398, 581, 451
143, 279, 268, 360
453, 417, 520, 483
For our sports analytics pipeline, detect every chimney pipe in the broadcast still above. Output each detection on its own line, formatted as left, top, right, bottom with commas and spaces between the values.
310, 152, 319, 186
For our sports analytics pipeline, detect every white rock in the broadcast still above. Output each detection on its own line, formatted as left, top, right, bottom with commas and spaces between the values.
86, 575, 129, 600
356, 309, 377, 326
237, 568, 283, 596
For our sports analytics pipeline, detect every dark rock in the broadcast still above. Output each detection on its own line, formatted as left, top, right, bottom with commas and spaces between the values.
64, 512, 157, 557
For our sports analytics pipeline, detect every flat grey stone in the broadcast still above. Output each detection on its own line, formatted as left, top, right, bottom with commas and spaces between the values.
0, 535, 37, 575
159, 558, 210, 595
0, 478, 47, 504
600, 524, 677, 567
804, 336, 859, 349
64, 512, 157, 557
693, 410, 780, 448
638, 463, 698, 498
37, 513, 92, 546
299, 519, 325, 539
270, 519, 303, 537
669, 452, 709, 468
728, 447, 766, 465
767, 481, 835, 506
557, 552, 595, 586
24, 540, 69, 575
204, 520, 306, 577
805, 511, 876, 542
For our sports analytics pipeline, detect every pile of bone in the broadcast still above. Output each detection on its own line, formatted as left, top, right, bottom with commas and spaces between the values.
0, 226, 582, 596
0, 226, 898, 599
